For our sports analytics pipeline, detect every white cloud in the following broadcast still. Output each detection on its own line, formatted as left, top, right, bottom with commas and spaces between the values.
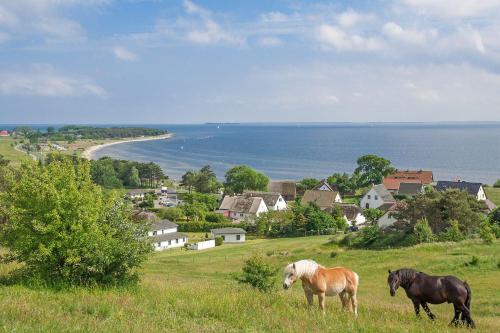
0, 65, 107, 98
402, 0, 500, 19
183, 0, 243, 45
317, 24, 383, 52
260, 11, 290, 23
34, 17, 84, 38
257, 36, 283, 47
0, 31, 9, 43
113, 46, 138, 61
382, 22, 437, 45
336, 10, 373, 28
0, 5, 18, 25
473, 31, 486, 54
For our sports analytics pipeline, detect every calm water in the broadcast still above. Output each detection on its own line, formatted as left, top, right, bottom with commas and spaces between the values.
89, 123, 500, 184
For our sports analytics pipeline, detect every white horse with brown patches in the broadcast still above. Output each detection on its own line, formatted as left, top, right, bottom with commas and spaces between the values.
283, 260, 359, 315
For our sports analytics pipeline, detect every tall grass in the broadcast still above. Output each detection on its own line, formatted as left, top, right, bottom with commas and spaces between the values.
0, 237, 499, 332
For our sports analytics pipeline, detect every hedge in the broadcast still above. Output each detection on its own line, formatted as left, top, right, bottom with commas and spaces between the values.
176, 222, 240, 232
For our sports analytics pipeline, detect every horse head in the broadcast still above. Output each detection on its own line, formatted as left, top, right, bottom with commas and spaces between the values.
283, 263, 298, 290
387, 269, 400, 296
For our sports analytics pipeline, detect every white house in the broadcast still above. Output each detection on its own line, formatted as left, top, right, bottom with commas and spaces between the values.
217, 195, 268, 221
188, 239, 215, 250
334, 204, 366, 226
149, 220, 188, 251
244, 191, 287, 211
360, 184, 395, 209
312, 180, 336, 192
127, 189, 146, 200
435, 181, 487, 201
377, 203, 400, 229
211, 228, 246, 243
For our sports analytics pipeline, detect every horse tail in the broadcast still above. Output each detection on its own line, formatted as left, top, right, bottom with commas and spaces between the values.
463, 281, 471, 311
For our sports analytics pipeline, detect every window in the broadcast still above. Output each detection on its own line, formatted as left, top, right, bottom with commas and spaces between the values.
152, 231, 157, 236
365, 203, 369, 209
375, 195, 378, 200
236, 235, 241, 241
367, 195, 371, 199
222, 235, 225, 241
240, 213, 244, 217
168, 240, 171, 245
176, 239, 179, 244
157, 242, 161, 247
182, 237, 185, 242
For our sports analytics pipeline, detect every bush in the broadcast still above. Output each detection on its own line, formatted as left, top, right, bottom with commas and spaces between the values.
205, 212, 230, 223
158, 207, 185, 221
176, 222, 237, 232
215, 236, 223, 246
414, 218, 435, 243
438, 220, 465, 242
494, 179, 500, 188
479, 220, 495, 244
0, 159, 152, 286
238, 254, 277, 292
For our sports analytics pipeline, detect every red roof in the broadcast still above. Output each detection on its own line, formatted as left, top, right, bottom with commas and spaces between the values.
383, 178, 421, 191
0, 130, 9, 136
383, 169, 433, 190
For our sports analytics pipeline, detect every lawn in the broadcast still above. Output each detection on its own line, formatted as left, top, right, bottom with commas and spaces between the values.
485, 187, 500, 206
0, 237, 499, 332
0, 137, 29, 165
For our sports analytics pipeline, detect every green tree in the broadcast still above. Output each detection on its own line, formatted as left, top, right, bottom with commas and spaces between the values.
158, 207, 185, 221
327, 173, 357, 195
494, 179, 500, 188
238, 254, 277, 293
91, 158, 122, 189
126, 166, 141, 187
354, 155, 395, 187
479, 219, 495, 244
439, 220, 465, 242
224, 165, 269, 194
193, 165, 221, 193
47, 126, 55, 135
182, 192, 219, 211
181, 202, 207, 222
414, 218, 435, 243
0, 159, 152, 285
181, 170, 196, 193
363, 208, 384, 224
297, 178, 319, 193
489, 207, 500, 226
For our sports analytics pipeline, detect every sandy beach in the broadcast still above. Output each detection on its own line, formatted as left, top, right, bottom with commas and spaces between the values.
82, 133, 173, 160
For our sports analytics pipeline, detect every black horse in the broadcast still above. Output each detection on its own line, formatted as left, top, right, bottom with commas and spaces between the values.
387, 269, 475, 328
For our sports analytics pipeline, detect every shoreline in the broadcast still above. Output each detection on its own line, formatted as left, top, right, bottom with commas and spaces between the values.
82, 133, 173, 160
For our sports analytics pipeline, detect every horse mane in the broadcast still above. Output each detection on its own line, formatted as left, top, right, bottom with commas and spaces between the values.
290, 259, 322, 279
397, 268, 418, 287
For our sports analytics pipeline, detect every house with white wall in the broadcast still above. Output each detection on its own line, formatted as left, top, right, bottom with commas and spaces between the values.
360, 184, 395, 209
211, 228, 246, 243
127, 189, 146, 200
333, 204, 366, 226
244, 191, 287, 211
312, 180, 337, 192
149, 220, 188, 251
217, 195, 268, 221
187, 239, 216, 250
377, 203, 400, 229
435, 181, 487, 201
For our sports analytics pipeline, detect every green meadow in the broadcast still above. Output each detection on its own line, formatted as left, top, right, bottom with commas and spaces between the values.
0, 237, 499, 332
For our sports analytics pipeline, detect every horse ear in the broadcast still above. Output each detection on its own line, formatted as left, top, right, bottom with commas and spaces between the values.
388, 269, 392, 274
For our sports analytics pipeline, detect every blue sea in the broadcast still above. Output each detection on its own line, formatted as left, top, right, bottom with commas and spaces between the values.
85, 123, 500, 184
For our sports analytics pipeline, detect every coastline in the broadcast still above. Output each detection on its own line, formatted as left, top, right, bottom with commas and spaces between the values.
82, 133, 173, 160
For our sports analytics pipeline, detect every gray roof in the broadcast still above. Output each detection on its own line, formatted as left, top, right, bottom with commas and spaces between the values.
211, 227, 246, 234
218, 195, 265, 214
151, 219, 178, 231
244, 191, 282, 207
397, 182, 423, 195
152, 232, 187, 242
268, 181, 296, 199
372, 184, 395, 203
435, 181, 483, 196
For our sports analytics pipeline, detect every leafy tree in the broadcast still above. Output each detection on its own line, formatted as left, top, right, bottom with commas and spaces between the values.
181, 170, 196, 193
354, 154, 395, 187
327, 173, 357, 195
0, 159, 152, 285
224, 165, 268, 194
438, 220, 465, 242
215, 236, 223, 246
489, 207, 500, 226
181, 202, 206, 222
47, 126, 55, 135
193, 165, 221, 193
91, 158, 122, 189
182, 192, 219, 211
158, 207, 185, 221
494, 179, 500, 188
479, 219, 495, 244
363, 208, 384, 224
205, 212, 230, 223
126, 166, 141, 187
414, 218, 435, 243
297, 178, 319, 193
238, 254, 277, 292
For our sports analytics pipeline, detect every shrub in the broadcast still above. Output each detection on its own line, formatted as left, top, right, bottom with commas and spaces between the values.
215, 236, 223, 246
479, 220, 495, 244
439, 220, 465, 242
158, 207, 185, 221
205, 212, 230, 223
238, 254, 277, 292
414, 218, 435, 243
494, 179, 500, 188
0, 159, 152, 286
465, 256, 480, 267
176, 222, 237, 232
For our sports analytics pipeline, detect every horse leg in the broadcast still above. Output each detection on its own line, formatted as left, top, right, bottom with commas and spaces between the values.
318, 292, 326, 313
449, 304, 461, 327
350, 292, 358, 317
304, 290, 314, 306
458, 304, 475, 329
421, 302, 436, 320
339, 291, 351, 311
412, 300, 421, 318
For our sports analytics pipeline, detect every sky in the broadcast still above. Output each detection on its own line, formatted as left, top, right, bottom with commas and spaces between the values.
1, 0, 500, 124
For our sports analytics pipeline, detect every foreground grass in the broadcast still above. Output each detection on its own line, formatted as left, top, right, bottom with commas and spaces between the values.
0, 237, 499, 332
485, 187, 500, 206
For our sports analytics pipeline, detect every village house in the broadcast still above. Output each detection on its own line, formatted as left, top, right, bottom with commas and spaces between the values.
244, 191, 287, 211
149, 220, 188, 251
397, 183, 424, 196
383, 169, 434, 193
377, 203, 402, 229
217, 195, 268, 221
157, 187, 179, 207
0, 130, 9, 137
435, 181, 487, 201
126, 189, 147, 200
301, 190, 342, 210
329, 203, 366, 226
268, 180, 297, 201
211, 227, 246, 243
360, 184, 395, 209
312, 180, 337, 192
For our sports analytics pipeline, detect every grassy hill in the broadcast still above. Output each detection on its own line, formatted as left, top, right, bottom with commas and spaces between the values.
0, 137, 28, 165
485, 187, 500, 206
0, 237, 499, 332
